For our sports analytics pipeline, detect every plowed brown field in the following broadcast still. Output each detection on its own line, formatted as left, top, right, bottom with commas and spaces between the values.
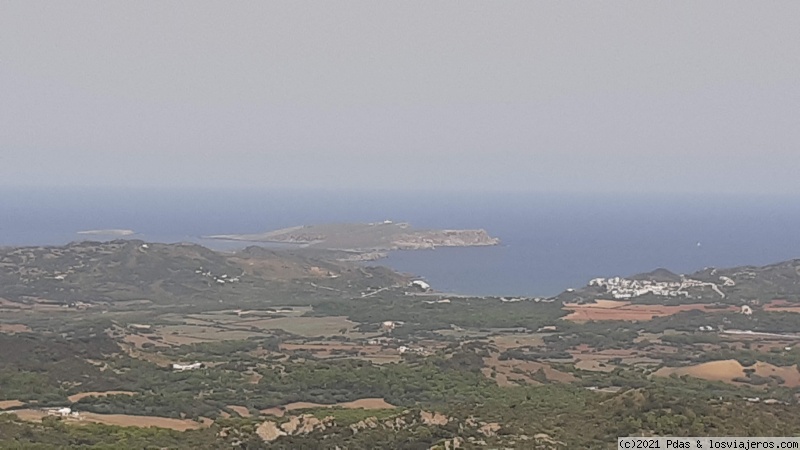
564, 300, 737, 322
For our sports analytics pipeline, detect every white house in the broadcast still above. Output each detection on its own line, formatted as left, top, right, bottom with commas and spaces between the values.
46, 407, 77, 418
172, 362, 204, 371
411, 280, 431, 291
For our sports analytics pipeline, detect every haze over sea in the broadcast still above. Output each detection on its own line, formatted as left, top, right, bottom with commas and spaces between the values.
2, 187, 799, 297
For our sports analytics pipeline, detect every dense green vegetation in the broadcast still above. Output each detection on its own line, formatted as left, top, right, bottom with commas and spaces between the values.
0, 241, 402, 308
5, 380, 800, 449
74, 355, 495, 419
312, 296, 566, 332
0, 415, 222, 449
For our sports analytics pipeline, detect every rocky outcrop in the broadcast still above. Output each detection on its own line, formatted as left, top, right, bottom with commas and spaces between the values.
258, 409, 507, 446
420, 410, 450, 426
478, 422, 501, 437
257, 414, 335, 442
256, 421, 286, 442
431, 437, 464, 450
350, 416, 380, 433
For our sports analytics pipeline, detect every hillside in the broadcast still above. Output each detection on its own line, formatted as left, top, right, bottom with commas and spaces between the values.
5, 241, 800, 448
0, 240, 405, 308
557, 259, 800, 305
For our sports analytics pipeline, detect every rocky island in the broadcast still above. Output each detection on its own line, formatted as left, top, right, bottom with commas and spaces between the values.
206, 221, 500, 252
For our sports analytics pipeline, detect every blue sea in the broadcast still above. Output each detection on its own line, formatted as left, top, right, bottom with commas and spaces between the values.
1, 187, 799, 297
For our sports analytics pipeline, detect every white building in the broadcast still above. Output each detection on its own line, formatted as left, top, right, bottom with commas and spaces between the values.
411, 280, 431, 291
46, 407, 78, 418
172, 362, 204, 371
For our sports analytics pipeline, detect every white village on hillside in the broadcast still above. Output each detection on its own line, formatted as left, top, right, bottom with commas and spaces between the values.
588, 275, 735, 300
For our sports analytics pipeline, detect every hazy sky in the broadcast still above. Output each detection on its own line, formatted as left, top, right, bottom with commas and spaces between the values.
1, 1, 799, 194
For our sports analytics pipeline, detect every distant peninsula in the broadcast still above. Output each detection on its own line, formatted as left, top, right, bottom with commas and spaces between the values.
77, 229, 135, 236
205, 221, 500, 252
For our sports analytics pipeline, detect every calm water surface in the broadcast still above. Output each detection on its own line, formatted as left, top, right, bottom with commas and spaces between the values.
1, 187, 798, 297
